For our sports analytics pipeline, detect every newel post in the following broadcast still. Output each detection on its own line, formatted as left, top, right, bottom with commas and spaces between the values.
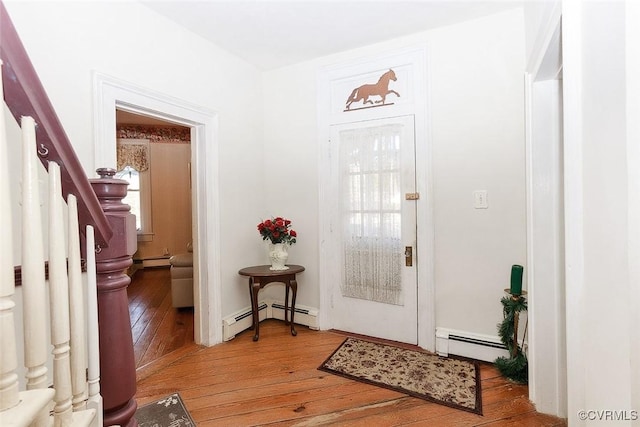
90, 168, 138, 427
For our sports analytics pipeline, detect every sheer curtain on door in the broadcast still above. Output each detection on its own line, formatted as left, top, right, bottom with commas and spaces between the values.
340, 123, 403, 305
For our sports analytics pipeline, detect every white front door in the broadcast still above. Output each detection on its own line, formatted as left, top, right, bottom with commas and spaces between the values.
328, 115, 418, 344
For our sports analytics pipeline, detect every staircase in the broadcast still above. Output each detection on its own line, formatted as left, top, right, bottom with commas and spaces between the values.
1, 1, 139, 425
0, 73, 100, 426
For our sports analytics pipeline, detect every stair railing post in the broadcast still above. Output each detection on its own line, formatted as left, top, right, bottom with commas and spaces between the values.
90, 168, 138, 427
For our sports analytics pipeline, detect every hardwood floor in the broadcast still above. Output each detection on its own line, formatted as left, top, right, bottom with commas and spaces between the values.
129, 268, 566, 426
128, 267, 195, 368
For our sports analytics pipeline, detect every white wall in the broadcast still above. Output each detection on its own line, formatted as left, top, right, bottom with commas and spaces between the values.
429, 8, 526, 336
260, 67, 320, 306
627, 0, 640, 417
262, 8, 526, 338
563, 1, 638, 424
4, 0, 266, 317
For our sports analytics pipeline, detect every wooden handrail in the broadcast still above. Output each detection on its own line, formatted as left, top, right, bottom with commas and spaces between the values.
0, 1, 111, 247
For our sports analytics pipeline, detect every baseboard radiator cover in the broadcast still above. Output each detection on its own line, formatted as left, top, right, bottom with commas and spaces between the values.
436, 327, 511, 362
223, 299, 319, 341
270, 302, 319, 330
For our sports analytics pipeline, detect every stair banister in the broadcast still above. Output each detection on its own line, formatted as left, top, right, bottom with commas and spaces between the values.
1, 71, 90, 426
1, 2, 139, 426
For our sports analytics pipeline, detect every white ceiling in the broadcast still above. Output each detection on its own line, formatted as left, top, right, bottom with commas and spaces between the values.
141, 0, 523, 70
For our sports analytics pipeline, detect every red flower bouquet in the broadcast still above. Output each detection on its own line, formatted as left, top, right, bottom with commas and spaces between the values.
257, 217, 297, 245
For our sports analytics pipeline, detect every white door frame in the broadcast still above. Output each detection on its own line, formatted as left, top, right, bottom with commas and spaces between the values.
317, 47, 435, 351
524, 2, 566, 417
92, 72, 222, 346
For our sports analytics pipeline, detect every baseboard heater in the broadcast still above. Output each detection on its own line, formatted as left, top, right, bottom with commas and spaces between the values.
449, 334, 506, 349
271, 302, 310, 316
436, 327, 511, 362
223, 299, 319, 341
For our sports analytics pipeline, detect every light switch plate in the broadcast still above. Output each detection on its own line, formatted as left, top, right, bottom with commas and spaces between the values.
474, 190, 488, 209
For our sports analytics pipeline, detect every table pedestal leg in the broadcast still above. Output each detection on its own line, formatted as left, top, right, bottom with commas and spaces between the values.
284, 283, 290, 325
248, 277, 255, 330
250, 278, 260, 341
290, 278, 298, 336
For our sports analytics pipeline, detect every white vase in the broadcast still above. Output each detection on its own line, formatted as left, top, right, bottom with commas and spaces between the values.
268, 242, 289, 271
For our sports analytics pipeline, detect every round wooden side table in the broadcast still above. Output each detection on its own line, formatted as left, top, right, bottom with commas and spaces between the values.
238, 264, 305, 341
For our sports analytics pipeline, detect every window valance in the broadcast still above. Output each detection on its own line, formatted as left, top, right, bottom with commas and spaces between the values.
117, 140, 149, 172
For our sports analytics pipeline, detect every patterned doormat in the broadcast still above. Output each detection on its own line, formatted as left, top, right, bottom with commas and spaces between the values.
319, 337, 482, 415
135, 393, 196, 426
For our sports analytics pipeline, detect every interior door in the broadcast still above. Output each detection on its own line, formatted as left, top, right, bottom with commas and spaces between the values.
329, 115, 418, 344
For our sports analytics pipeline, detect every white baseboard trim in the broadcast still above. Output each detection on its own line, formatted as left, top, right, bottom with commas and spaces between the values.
141, 257, 171, 268
223, 299, 319, 341
436, 327, 510, 362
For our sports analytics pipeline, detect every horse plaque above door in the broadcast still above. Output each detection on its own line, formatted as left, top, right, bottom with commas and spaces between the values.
344, 69, 401, 111
322, 48, 425, 124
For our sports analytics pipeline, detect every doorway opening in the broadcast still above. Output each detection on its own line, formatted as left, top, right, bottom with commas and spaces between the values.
115, 109, 192, 271
115, 110, 194, 365
93, 72, 222, 346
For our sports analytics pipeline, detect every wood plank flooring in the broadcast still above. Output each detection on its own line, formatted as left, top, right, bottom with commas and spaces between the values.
128, 267, 194, 368
129, 268, 567, 426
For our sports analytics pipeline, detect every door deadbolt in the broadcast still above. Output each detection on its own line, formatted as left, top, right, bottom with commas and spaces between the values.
405, 246, 413, 267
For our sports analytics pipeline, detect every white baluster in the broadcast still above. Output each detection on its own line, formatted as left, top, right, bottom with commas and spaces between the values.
48, 162, 73, 426
85, 225, 103, 427
20, 115, 50, 391
1, 67, 54, 427
0, 59, 20, 412
67, 194, 87, 411
21, 116, 54, 427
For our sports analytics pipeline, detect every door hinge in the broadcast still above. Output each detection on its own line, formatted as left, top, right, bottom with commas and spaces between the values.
405, 192, 420, 200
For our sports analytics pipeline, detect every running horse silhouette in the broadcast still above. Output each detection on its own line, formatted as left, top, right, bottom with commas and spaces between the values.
345, 69, 400, 111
